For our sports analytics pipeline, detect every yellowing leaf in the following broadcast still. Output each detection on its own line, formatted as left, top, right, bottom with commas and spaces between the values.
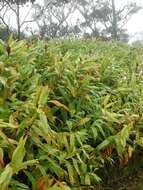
49, 100, 69, 112
0, 148, 4, 169
85, 94, 91, 101
78, 117, 90, 126
44, 106, 55, 123
9, 111, 19, 128
0, 120, 18, 129
103, 94, 111, 106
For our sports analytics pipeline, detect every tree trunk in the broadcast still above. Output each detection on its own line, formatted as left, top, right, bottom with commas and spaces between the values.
111, 0, 118, 39
16, 2, 21, 40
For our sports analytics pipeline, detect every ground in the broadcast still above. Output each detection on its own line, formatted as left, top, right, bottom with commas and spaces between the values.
100, 171, 143, 190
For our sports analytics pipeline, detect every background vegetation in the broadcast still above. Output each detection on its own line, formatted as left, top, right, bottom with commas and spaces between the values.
0, 0, 142, 42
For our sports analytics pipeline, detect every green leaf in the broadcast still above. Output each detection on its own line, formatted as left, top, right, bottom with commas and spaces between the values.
65, 161, 75, 185
96, 136, 114, 151
78, 117, 90, 126
38, 110, 52, 135
89, 173, 101, 183
0, 164, 13, 190
85, 174, 91, 185
11, 136, 27, 173
70, 134, 75, 151
92, 127, 98, 140
48, 159, 64, 177
19, 159, 38, 170
72, 158, 80, 175
11, 179, 30, 189
38, 86, 49, 109
115, 125, 130, 156
48, 185, 71, 190
24, 171, 37, 190
0, 77, 7, 86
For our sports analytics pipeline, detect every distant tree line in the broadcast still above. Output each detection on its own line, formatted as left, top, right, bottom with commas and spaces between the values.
0, 0, 142, 41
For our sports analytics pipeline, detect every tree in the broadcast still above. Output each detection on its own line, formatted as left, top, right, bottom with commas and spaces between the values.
77, 0, 142, 40
0, 0, 35, 39
0, 1, 10, 35
109, 0, 141, 40
111, 0, 117, 39
33, 0, 77, 39
0, 26, 11, 40
0, 0, 35, 4
76, 0, 104, 38
0, 26, 25, 40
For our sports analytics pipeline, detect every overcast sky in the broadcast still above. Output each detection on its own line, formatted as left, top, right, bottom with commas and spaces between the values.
29, 0, 143, 40
126, 0, 143, 40
2, 0, 143, 41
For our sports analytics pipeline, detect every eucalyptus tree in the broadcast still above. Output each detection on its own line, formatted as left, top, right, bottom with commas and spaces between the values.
77, 0, 142, 41
0, 0, 35, 39
33, 0, 77, 39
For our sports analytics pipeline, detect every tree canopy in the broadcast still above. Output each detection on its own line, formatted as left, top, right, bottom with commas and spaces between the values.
0, 0, 35, 4
0, 0, 142, 41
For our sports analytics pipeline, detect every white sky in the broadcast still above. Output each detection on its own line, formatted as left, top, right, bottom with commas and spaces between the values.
126, 0, 143, 39
27, 0, 143, 40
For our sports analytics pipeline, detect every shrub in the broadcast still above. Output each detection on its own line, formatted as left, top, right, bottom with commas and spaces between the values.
0, 38, 143, 189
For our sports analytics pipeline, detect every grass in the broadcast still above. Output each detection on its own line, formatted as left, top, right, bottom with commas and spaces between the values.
0, 37, 143, 189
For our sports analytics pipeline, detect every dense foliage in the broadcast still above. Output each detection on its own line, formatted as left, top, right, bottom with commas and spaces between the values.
0, 38, 143, 189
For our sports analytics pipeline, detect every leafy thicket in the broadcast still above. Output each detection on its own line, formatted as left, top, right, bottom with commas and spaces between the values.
0, 38, 143, 189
